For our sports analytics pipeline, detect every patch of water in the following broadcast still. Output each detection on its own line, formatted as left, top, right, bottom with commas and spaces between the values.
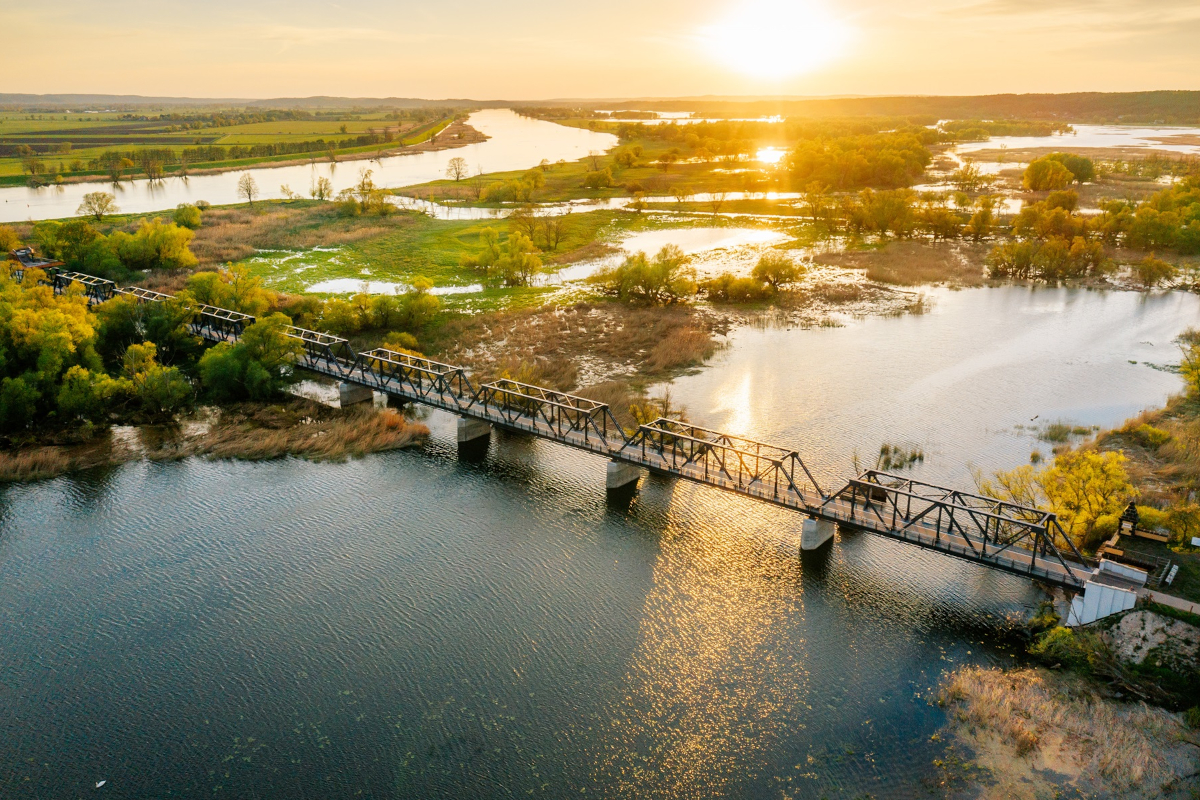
304, 278, 483, 296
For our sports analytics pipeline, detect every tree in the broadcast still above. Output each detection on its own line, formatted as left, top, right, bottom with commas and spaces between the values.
1023, 157, 1074, 191
495, 233, 542, 287
445, 157, 469, 182
198, 314, 303, 402
1133, 254, 1177, 289
589, 245, 697, 304
310, 176, 333, 201
979, 450, 1135, 550
121, 342, 191, 415
78, 191, 119, 222
237, 173, 259, 206
752, 252, 803, 289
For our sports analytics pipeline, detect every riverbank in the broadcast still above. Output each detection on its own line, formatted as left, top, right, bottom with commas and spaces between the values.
0, 399, 428, 483
0, 118, 482, 188
938, 664, 1200, 799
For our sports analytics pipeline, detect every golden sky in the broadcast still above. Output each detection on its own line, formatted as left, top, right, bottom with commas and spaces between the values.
4, 0, 1199, 99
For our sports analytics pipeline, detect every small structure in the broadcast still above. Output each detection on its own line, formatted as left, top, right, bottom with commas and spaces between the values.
1117, 502, 1139, 536
1067, 559, 1146, 626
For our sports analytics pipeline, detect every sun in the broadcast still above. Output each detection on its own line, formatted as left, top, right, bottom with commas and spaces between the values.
698, 0, 852, 80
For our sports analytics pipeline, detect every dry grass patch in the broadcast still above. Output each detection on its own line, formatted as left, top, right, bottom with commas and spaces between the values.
429, 302, 726, 390
189, 204, 418, 266
822, 240, 988, 286
940, 666, 1198, 799
0, 446, 101, 482
162, 403, 429, 462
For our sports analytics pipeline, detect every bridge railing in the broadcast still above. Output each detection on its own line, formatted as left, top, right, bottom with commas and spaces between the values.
286, 326, 356, 376
624, 418, 826, 503
349, 348, 478, 409
827, 471, 1091, 583
191, 305, 255, 341
113, 286, 176, 303
474, 378, 625, 447
53, 271, 117, 304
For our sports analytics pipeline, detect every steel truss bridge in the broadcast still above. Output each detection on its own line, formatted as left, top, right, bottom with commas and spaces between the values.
29, 267, 1095, 590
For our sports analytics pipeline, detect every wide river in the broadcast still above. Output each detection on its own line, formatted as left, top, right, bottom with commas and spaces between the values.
0, 110, 617, 223
1, 284, 1195, 799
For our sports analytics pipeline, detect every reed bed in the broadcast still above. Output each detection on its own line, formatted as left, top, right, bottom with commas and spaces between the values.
941, 666, 1192, 793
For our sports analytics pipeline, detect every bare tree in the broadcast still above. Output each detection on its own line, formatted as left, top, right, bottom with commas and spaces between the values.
238, 173, 259, 206
310, 176, 333, 201
77, 191, 119, 222
540, 212, 571, 251
708, 192, 728, 215
445, 157, 469, 182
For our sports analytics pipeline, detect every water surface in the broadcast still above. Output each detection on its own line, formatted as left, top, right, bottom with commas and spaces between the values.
1, 286, 1196, 799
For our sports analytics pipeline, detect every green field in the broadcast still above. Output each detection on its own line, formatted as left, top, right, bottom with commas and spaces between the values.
0, 108, 457, 184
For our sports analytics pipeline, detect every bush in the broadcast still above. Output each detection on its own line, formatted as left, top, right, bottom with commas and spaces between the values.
1132, 423, 1171, 449
582, 168, 614, 189
197, 314, 303, 402
701, 273, 774, 303
172, 203, 203, 230
751, 252, 803, 288
589, 245, 697, 304
1029, 626, 1094, 670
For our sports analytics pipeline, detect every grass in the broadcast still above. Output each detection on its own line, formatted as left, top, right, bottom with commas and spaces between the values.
400, 136, 789, 206
0, 400, 429, 483
939, 665, 1195, 796
0, 445, 99, 482
0, 111, 458, 185
425, 301, 724, 391
165, 404, 428, 461
819, 240, 989, 286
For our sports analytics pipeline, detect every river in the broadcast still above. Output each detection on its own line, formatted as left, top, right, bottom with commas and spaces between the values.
0, 110, 617, 224
1, 285, 1195, 799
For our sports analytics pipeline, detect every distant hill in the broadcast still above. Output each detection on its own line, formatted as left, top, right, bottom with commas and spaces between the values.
0, 93, 503, 110
2, 91, 1197, 123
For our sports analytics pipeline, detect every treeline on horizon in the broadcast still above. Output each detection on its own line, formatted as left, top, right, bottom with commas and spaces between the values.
558, 91, 1200, 125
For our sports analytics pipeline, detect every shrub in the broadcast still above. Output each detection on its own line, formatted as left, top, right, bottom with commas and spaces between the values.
172, 203, 203, 230
751, 252, 803, 289
701, 273, 773, 303
589, 245, 697, 304
1029, 626, 1094, 670
1185, 707, 1200, 729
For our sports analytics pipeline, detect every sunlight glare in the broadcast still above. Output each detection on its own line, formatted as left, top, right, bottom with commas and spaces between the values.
699, 0, 852, 80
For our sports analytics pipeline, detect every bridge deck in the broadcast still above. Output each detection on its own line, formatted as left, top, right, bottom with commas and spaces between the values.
39, 267, 1095, 590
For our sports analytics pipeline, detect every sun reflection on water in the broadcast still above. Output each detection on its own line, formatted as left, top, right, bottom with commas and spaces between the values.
590, 495, 811, 797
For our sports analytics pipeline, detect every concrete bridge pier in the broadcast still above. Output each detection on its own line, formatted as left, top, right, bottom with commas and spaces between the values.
339, 382, 373, 407
457, 416, 493, 445
606, 459, 642, 492
801, 517, 836, 551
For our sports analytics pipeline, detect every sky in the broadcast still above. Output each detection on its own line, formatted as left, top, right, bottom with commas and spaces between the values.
4, 0, 1200, 99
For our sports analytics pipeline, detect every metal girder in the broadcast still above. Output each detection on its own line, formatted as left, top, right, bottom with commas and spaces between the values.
475, 378, 624, 446
623, 418, 826, 503
349, 349, 477, 409
285, 326, 356, 376
54, 271, 116, 304
113, 286, 175, 303
191, 304, 255, 342
825, 470, 1091, 587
